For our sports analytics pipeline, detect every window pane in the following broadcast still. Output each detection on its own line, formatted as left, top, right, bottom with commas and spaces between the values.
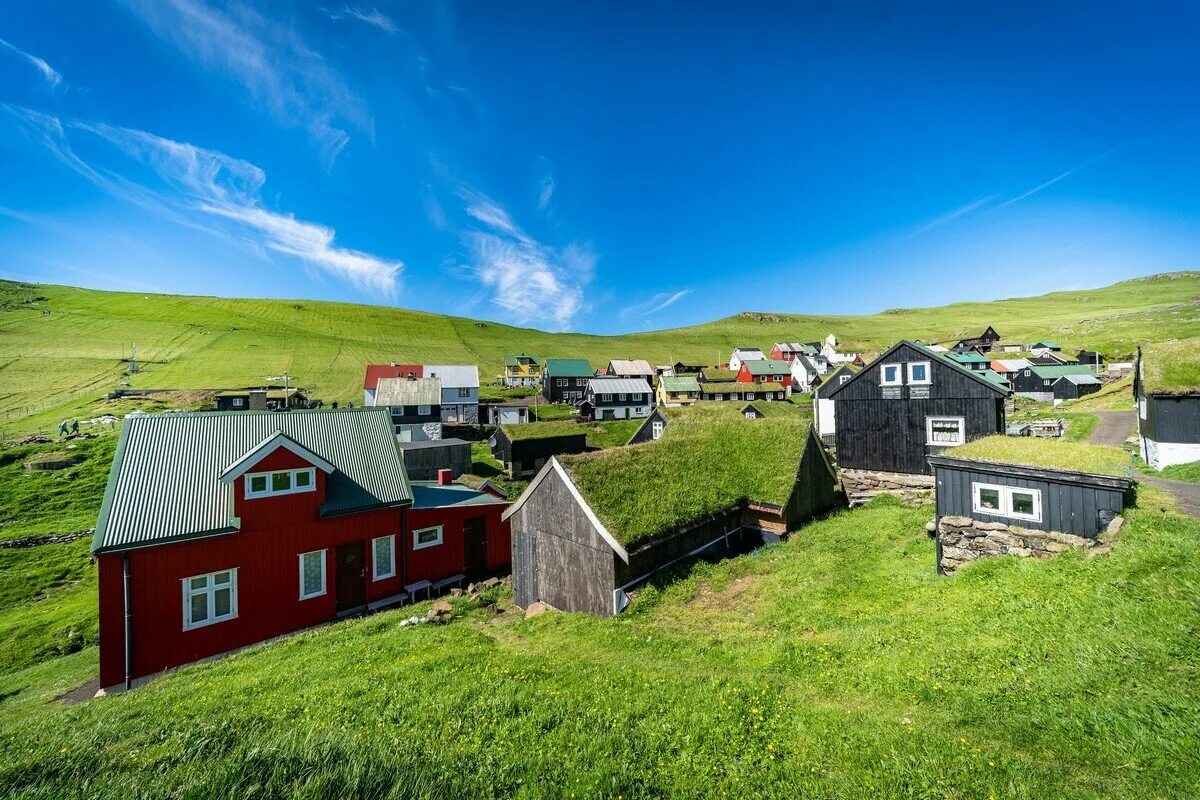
912, 364, 927, 381
249, 475, 267, 493
213, 587, 231, 617
190, 576, 208, 591
978, 488, 1001, 510
930, 420, 962, 443
1011, 492, 1036, 516
374, 538, 392, 576
417, 528, 438, 545
294, 471, 312, 488
213, 571, 231, 585
272, 472, 291, 491
302, 553, 323, 595
190, 593, 208, 623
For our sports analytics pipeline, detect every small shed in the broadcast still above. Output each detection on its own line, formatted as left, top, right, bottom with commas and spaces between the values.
627, 408, 670, 444
489, 423, 589, 478
740, 403, 765, 419
1053, 373, 1101, 401
1136, 341, 1200, 469
399, 438, 472, 480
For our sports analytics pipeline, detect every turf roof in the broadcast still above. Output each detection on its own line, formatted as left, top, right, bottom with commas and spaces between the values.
501, 420, 588, 441
560, 404, 816, 549
701, 368, 739, 381
1139, 338, 1200, 394
948, 436, 1133, 478
699, 381, 784, 394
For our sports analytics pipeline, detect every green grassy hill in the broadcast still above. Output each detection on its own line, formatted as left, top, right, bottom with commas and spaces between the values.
1, 271, 1197, 432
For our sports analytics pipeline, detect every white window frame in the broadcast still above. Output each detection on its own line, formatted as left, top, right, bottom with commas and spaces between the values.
926, 416, 966, 446
972, 482, 1043, 523
182, 568, 238, 631
372, 535, 396, 581
231, 397, 245, 408
412, 524, 444, 550
651, 421, 664, 439
618, 393, 627, 401
298, 550, 327, 600
245, 468, 317, 499
458, 387, 470, 398
839, 375, 850, 384
907, 361, 931, 385
556, 378, 566, 387
881, 363, 904, 386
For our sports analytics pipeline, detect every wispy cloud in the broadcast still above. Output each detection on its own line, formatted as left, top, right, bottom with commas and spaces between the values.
120, 0, 371, 167
538, 171, 556, 210
323, 6, 398, 33
908, 194, 998, 237
457, 186, 590, 329
996, 152, 1114, 209
620, 288, 693, 320
0, 38, 63, 89
2, 105, 401, 296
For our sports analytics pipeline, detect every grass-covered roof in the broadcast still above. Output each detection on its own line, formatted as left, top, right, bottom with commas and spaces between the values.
560, 404, 815, 548
501, 420, 587, 441
701, 368, 739, 381
1140, 338, 1200, 394
948, 435, 1133, 477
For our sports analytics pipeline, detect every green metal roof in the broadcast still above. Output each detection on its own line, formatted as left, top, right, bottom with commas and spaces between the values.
1033, 340, 1062, 349
93, 408, 412, 554
948, 352, 989, 364
1028, 364, 1095, 380
743, 358, 791, 375
980, 369, 1012, 389
410, 482, 508, 509
660, 375, 700, 393
504, 353, 540, 367
544, 357, 593, 377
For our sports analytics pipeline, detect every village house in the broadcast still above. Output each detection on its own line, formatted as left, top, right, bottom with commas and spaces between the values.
824, 340, 1009, 475
504, 411, 838, 616
1136, 342, 1200, 469
425, 365, 479, 424
605, 359, 655, 381
736, 358, 792, 387
728, 347, 766, 371
489, 423, 589, 478
930, 437, 1134, 574
1052, 373, 1102, 402
1010, 364, 1096, 401
820, 334, 859, 364
216, 387, 310, 411
503, 354, 542, 387
948, 351, 991, 372
363, 364, 422, 406
952, 326, 1002, 353
990, 358, 1031, 377
813, 363, 858, 442
699, 366, 738, 383
1076, 350, 1105, 371
373, 377, 442, 442
541, 358, 592, 404
768, 342, 815, 362
579, 377, 653, 420
482, 399, 531, 425
789, 354, 829, 394
699, 381, 786, 402
92, 408, 510, 691
397, 438, 472, 480
656, 375, 700, 407
1029, 340, 1062, 356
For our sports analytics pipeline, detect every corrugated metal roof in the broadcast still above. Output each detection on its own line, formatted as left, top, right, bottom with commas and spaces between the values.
544, 358, 593, 377
93, 408, 412, 554
374, 377, 441, 406
411, 482, 508, 509
607, 359, 653, 375
424, 364, 479, 389
587, 377, 653, 395
1057, 373, 1101, 385
744, 358, 791, 375
1029, 364, 1095, 380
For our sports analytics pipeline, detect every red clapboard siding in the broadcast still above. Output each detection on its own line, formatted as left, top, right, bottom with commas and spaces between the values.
406, 503, 511, 582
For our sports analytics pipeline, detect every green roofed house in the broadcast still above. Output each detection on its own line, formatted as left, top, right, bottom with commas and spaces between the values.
1010, 363, 1096, 401
947, 351, 990, 372
541, 358, 593, 404
1135, 339, 1200, 469
656, 375, 700, 407
503, 407, 840, 615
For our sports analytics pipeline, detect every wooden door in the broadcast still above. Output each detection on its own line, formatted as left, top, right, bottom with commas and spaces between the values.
335, 541, 366, 613
463, 516, 489, 580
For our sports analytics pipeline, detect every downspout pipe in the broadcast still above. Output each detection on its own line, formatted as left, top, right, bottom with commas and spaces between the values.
122, 554, 133, 691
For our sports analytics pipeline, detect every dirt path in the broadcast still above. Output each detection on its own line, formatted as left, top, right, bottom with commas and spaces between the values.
1139, 475, 1200, 518
1088, 411, 1136, 447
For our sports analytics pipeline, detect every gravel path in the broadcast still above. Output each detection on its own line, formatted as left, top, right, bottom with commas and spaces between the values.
1139, 475, 1200, 519
1088, 411, 1136, 447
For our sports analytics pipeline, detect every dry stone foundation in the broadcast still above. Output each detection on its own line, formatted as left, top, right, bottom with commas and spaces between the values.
937, 515, 1123, 574
841, 469, 935, 506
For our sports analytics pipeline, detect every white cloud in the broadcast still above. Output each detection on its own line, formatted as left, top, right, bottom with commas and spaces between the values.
457, 186, 590, 329
120, 0, 371, 166
620, 288, 692, 320
324, 6, 398, 33
908, 194, 998, 237
2, 105, 401, 296
0, 38, 63, 89
996, 152, 1114, 209
538, 171, 556, 210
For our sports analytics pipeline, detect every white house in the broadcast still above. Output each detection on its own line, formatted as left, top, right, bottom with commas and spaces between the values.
425, 364, 479, 423
789, 354, 830, 393
814, 364, 858, 439
729, 347, 766, 371
820, 335, 859, 364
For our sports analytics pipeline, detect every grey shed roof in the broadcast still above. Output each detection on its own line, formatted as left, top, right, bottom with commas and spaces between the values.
587, 377, 654, 395
93, 408, 413, 554
374, 377, 441, 406
1056, 373, 1101, 385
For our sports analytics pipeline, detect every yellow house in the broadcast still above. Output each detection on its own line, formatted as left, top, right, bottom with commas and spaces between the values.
656, 375, 700, 407
504, 354, 543, 387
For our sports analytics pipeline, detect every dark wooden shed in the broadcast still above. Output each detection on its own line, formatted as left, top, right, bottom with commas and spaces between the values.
399, 438, 472, 480
489, 425, 588, 478
626, 408, 670, 444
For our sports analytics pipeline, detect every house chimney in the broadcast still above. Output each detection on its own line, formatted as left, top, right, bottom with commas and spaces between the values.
436, 468, 453, 486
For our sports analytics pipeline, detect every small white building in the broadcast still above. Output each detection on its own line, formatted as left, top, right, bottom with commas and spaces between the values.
728, 347, 766, 371
789, 354, 830, 393
813, 364, 858, 440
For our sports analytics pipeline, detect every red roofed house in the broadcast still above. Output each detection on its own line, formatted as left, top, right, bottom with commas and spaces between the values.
363, 363, 423, 405
92, 408, 509, 691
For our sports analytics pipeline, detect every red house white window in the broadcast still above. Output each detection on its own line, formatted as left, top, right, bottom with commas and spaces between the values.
246, 468, 316, 498
183, 569, 238, 630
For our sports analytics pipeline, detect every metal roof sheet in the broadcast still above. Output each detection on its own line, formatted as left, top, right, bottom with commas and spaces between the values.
424, 364, 479, 389
374, 377, 441, 406
1056, 373, 1101, 385
587, 377, 653, 395
93, 408, 412, 554
744, 358, 791, 375
544, 358, 593, 377
410, 482, 508, 509
607, 359, 654, 376
1029, 364, 1095, 380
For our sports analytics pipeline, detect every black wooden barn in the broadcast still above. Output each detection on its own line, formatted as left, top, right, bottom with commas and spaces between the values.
504, 427, 839, 616
824, 340, 1008, 475
1052, 373, 1101, 401
1135, 347, 1200, 470
489, 426, 588, 478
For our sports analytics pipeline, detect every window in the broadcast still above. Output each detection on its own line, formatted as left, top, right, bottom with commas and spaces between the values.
372, 535, 396, 580
417, 405, 431, 415
839, 375, 850, 384
744, 411, 756, 419
556, 378, 566, 387
603, 393, 612, 402
413, 525, 443, 550
715, 394, 724, 401
926, 416, 965, 446
746, 392, 756, 400
245, 468, 316, 499
651, 421, 664, 439
298, 550, 326, 599
182, 569, 237, 630
1043, 379, 1051, 387
973, 483, 1043, 523
618, 393, 627, 401
458, 388, 470, 398
881, 364, 903, 386
907, 361, 931, 385
231, 397, 244, 408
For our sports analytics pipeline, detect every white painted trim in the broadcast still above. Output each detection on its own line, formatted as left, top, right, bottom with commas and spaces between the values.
972, 482, 1042, 523
926, 416, 966, 446
245, 467, 317, 499
880, 363, 904, 386
219, 431, 335, 483
501, 458, 630, 563
372, 535, 396, 580
182, 568, 238, 630
412, 525, 443, 550
906, 361, 932, 385
298, 550, 327, 600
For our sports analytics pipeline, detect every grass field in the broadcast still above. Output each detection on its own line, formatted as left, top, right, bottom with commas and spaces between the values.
1, 495, 1198, 798
2, 271, 1197, 433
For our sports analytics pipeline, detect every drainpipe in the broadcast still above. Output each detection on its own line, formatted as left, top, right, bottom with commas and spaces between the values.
122, 554, 133, 691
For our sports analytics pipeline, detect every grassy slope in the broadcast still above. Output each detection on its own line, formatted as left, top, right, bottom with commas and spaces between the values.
1, 272, 1197, 433
1, 497, 1198, 798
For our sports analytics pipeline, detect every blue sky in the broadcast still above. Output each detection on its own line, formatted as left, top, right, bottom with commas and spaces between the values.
1, 2, 1198, 334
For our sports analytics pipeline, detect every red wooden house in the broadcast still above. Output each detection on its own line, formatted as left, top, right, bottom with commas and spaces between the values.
736, 358, 792, 384
92, 408, 509, 691
363, 363, 423, 405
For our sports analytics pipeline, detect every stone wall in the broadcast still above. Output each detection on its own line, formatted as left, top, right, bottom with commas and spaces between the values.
841, 469, 934, 506
937, 515, 1122, 574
